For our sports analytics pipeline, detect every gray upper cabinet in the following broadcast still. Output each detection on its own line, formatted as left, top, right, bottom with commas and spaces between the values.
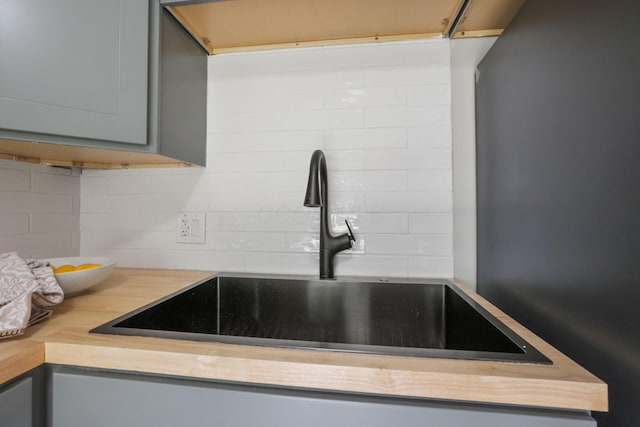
0, 0, 149, 145
0, 0, 207, 167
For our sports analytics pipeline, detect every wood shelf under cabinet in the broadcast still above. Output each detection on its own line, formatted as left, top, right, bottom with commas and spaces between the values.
0, 139, 198, 170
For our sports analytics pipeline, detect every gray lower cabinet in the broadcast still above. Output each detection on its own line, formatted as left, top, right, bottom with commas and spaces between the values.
0, 0, 207, 166
0, 366, 46, 427
0, 378, 31, 427
50, 367, 596, 427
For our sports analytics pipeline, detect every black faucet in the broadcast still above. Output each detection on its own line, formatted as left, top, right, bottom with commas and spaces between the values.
304, 150, 355, 279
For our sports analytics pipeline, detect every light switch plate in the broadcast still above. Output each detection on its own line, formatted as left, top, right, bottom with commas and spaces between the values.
176, 212, 206, 244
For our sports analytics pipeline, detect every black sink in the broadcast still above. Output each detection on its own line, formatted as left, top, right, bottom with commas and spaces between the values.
91, 273, 550, 364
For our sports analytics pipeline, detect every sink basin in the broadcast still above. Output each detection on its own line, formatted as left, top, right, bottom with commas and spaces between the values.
91, 273, 550, 364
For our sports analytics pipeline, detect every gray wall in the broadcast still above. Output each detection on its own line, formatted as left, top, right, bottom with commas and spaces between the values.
476, 1, 640, 426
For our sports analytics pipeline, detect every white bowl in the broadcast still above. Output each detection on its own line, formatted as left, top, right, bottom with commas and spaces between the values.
43, 257, 116, 296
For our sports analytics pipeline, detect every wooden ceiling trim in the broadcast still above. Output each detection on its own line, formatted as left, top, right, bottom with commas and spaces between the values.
208, 32, 444, 54
168, 0, 524, 53
170, 0, 460, 53
452, 29, 503, 39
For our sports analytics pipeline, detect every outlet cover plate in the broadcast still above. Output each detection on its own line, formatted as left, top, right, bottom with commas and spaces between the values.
176, 212, 206, 244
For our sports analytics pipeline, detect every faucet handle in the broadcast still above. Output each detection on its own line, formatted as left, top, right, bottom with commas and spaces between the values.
344, 219, 356, 244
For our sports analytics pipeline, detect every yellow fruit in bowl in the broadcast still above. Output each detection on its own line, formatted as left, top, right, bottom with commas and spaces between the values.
52, 264, 75, 274
43, 257, 116, 296
75, 263, 102, 271
51, 263, 102, 274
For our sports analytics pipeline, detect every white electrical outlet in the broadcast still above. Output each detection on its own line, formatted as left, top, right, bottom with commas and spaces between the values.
176, 212, 206, 244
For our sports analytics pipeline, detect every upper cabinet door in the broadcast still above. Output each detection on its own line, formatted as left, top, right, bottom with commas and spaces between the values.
0, 0, 149, 145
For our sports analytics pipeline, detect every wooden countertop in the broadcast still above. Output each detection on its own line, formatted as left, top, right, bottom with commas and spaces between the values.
0, 268, 607, 412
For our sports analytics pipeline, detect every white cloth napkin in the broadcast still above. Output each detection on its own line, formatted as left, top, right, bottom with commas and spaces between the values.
0, 252, 64, 339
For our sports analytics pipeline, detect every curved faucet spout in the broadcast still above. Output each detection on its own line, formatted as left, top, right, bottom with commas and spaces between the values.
304, 150, 326, 208
304, 150, 355, 279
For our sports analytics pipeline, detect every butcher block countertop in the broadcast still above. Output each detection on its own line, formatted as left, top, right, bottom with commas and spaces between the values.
0, 268, 607, 412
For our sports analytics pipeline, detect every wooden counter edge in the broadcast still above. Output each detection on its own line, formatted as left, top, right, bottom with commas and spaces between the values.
44, 339, 608, 412
0, 339, 45, 385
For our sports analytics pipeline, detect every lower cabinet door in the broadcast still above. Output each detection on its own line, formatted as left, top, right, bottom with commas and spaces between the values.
0, 377, 32, 427
51, 368, 596, 427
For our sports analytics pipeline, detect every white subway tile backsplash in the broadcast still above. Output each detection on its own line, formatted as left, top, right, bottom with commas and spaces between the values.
207, 231, 285, 252
408, 256, 454, 278
331, 170, 407, 192
104, 172, 208, 195
0, 214, 29, 236
216, 69, 365, 95
174, 250, 245, 272
92, 248, 175, 269
208, 191, 286, 212
409, 213, 454, 234
0, 193, 73, 213
319, 128, 407, 151
366, 192, 452, 213
211, 93, 247, 113
31, 213, 78, 233
72, 195, 80, 215
322, 40, 450, 68
306, 70, 365, 90
201, 173, 247, 193
71, 229, 80, 251
240, 131, 322, 152
0, 168, 30, 192
31, 172, 79, 195
211, 74, 284, 95
283, 233, 320, 253
249, 90, 325, 112
208, 151, 310, 173
210, 48, 327, 77
147, 232, 195, 251
214, 111, 284, 133
80, 212, 171, 231
208, 131, 322, 154
82, 193, 208, 213
406, 85, 452, 106
0, 161, 79, 258
408, 127, 452, 148
365, 106, 451, 128
323, 87, 406, 109
77, 39, 454, 280
244, 171, 307, 192
337, 213, 408, 234
244, 252, 317, 275
106, 175, 158, 194
335, 254, 408, 278
207, 211, 319, 233
215, 90, 325, 114
282, 108, 364, 130
81, 230, 145, 249
323, 150, 365, 171
1, 232, 73, 259
280, 191, 367, 213
365, 65, 450, 87
80, 176, 107, 194
364, 148, 451, 170
408, 169, 453, 192
79, 194, 116, 213
366, 234, 452, 256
